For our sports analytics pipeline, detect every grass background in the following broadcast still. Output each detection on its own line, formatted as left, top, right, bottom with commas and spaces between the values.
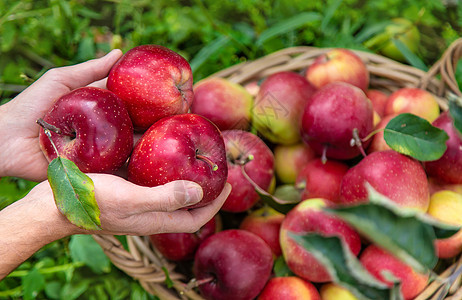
0, 0, 461, 298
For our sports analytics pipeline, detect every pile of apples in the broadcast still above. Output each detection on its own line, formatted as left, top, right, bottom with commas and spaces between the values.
37, 45, 462, 300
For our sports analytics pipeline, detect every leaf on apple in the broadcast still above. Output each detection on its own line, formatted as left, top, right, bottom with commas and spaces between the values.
383, 113, 449, 161
273, 256, 296, 277
48, 157, 101, 231
289, 233, 403, 300
324, 184, 460, 274
447, 92, 462, 136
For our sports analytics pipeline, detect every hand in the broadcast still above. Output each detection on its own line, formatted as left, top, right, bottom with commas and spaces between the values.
0, 50, 123, 181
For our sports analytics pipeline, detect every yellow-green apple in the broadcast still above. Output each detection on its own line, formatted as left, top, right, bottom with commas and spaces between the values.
193, 229, 273, 300
384, 88, 440, 123
300, 82, 374, 160
253, 71, 317, 145
320, 283, 358, 300
239, 206, 285, 257
274, 143, 317, 184
258, 276, 321, 300
107, 45, 194, 130
190, 77, 253, 131
149, 214, 219, 261
221, 130, 274, 212
359, 244, 429, 300
366, 89, 389, 118
127, 114, 228, 209
280, 198, 362, 283
424, 111, 462, 184
339, 150, 430, 212
38, 87, 133, 173
367, 114, 397, 153
372, 18, 420, 63
427, 190, 462, 259
295, 158, 349, 203
305, 48, 370, 91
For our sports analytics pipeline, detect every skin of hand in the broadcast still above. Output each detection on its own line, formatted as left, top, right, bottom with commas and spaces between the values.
0, 50, 232, 279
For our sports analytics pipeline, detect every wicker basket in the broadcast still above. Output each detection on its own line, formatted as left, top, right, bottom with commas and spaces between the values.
93, 38, 462, 300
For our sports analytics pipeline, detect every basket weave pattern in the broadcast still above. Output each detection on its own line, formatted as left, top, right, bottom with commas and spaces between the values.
93, 39, 462, 300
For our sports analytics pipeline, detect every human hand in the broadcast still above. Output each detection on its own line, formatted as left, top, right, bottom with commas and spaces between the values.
0, 50, 123, 182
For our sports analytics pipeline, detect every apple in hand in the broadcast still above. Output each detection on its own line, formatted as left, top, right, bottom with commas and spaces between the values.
253, 71, 317, 145
190, 77, 253, 131
280, 198, 362, 283
258, 276, 321, 300
340, 150, 430, 212
149, 214, 219, 261
127, 114, 228, 208
295, 158, 349, 203
300, 82, 374, 160
221, 130, 274, 212
239, 206, 285, 257
107, 44, 194, 130
424, 111, 462, 184
193, 229, 273, 300
38, 87, 133, 173
305, 48, 370, 91
359, 244, 429, 300
384, 87, 440, 123
274, 143, 317, 184
427, 190, 462, 258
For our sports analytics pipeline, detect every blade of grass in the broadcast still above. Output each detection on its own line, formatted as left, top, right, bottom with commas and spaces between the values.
256, 12, 321, 46
392, 39, 428, 71
190, 35, 231, 73
321, 0, 343, 31
355, 21, 392, 43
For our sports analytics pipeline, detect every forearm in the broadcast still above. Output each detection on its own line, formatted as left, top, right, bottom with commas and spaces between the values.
0, 182, 78, 280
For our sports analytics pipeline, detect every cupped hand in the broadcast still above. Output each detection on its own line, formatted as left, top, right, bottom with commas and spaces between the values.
0, 50, 123, 182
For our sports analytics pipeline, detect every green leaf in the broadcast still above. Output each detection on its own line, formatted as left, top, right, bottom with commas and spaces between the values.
22, 268, 45, 300
383, 113, 449, 161
392, 39, 428, 71
273, 256, 295, 277
47, 157, 101, 230
448, 92, 462, 136
162, 267, 174, 289
69, 235, 110, 274
61, 280, 90, 300
325, 185, 460, 274
289, 233, 401, 300
256, 12, 321, 46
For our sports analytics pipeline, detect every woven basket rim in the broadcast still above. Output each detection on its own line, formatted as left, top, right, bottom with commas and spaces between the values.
93, 38, 462, 300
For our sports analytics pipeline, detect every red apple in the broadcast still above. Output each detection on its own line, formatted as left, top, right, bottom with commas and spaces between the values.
384, 87, 440, 123
340, 150, 430, 212
295, 158, 349, 203
366, 89, 389, 117
107, 45, 194, 130
127, 113, 228, 208
300, 82, 374, 160
191, 77, 253, 131
305, 48, 370, 91
273, 143, 317, 184
424, 111, 462, 184
239, 206, 285, 257
280, 198, 362, 283
258, 276, 321, 300
193, 229, 273, 300
427, 190, 462, 259
253, 71, 317, 145
149, 214, 219, 261
221, 130, 274, 212
359, 244, 429, 300
38, 87, 133, 173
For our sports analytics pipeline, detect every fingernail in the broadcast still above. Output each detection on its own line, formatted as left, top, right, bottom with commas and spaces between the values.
185, 183, 203, 205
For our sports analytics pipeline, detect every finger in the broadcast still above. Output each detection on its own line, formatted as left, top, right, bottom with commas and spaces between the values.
87, 77, 108, 89
155, 183, 231, 233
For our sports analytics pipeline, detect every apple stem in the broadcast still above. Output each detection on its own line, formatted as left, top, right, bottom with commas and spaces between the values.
321, 146, 328, 164
235, 154, 254, 166
36, 120, 60, 157
36, 118, 76, 138
350, 128, 367, 158
185, 276, 215, 290
196, 153, 218, 171
361, 128, 385, 143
